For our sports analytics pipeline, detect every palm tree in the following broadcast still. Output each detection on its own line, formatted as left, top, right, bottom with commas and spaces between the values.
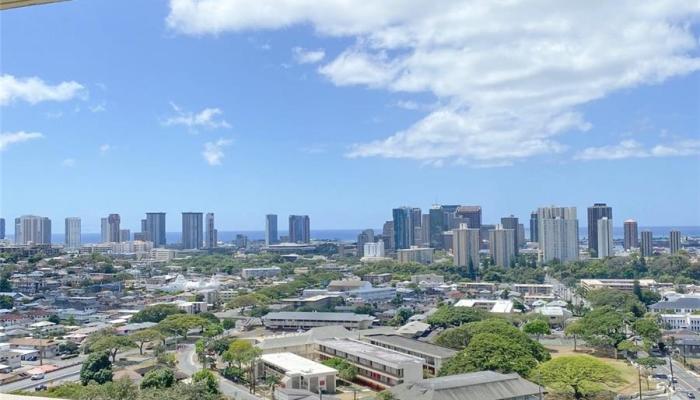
265, 375, 281, 398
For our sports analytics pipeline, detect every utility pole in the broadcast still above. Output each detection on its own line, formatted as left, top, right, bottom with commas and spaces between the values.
638, 367, 643, 400
668, 350, 676, 391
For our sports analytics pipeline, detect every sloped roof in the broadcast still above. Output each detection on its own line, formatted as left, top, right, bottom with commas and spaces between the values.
389, 371, 542, 400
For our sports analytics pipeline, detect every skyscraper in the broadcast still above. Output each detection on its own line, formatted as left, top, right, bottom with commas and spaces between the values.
392, 207, 413, 250
456, 206, 482, 229
0, 218, 5, 239
428, 205, 446, 249
411, 207, 422, 246
421, 214, 431, 246
356, 229, 375, 257
265, 214, 278, 246
206, 213, 217, 249
145, 212, 167, 247
289, 215, 310, 244
623, 219, 639, 250
640, 231, 653, 257
453, 223, 480, 279
500, 215, 519, 254
596, 217, 613, 258
14, 215, 51, 245
529, 211, 539, 242
538, 206, 579, 263
670, 230, 681, 254
587, 203, 613, 258
489, 225, 515, 268
65, 217, 81, 249
182, 212, 204, 249
517, 224, 526, 247
108, 214, 121, 243
101, 217, 110, 243
382, 221, 395, 250
120, 229, 130, 242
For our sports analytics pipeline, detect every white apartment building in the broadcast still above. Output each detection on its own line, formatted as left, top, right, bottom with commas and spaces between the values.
597, 217, 614, 258
258, 352, 338, 394
661, 314, 700, 331
396, 247, 434, 264
538, 206, 579, 263
363, 241, 385, 258
316, 338, 423, 390
151, 248, 176, 262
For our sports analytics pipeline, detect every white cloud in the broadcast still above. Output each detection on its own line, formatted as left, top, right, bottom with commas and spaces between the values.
292, 47, 325, 64
202, 138, 233, 165
0, 131, 43, 151
167, 0, 700, 166
61, 158, 77, 167
99, 144, 111, 154
575, 139, 700, 160
164, 102, 231, 130
89, 102, 107, 113
0, 74, 85, 105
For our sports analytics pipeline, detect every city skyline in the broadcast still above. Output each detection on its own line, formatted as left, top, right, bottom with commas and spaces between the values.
1, 1, 699, 230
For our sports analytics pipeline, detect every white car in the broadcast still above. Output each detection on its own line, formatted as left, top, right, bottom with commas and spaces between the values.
30, 372, 45, 380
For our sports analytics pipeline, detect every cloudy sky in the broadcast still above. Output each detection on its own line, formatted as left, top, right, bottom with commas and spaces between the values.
1, 0, 699, 232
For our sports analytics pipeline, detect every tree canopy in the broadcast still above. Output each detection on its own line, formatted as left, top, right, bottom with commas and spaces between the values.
440, 333, 540, 377
534, 355, 623, 400
131, 304, 185, 323
80, 351, 113, 385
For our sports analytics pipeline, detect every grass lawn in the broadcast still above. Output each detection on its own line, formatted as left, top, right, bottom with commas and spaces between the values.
545, 345, 640, 395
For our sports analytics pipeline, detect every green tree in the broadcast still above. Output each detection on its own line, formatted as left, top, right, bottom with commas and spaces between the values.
633, 318, 662, 345
227, 293, 270, 309
565, 321, 585, 352
141, 367, 175, 389
636, 357, 666, 389
59, 341, 79, 354
157, 314, 207, 340
204, 323, 224, 338
80, 351, 113, 385
193, 369, 219, 395
322, 357, 358, 382
0, 277, 12, 292
440, 333, 539, 377
577, 306, 626, 356
131, 304, 185, 323
587, 288, 646, 317
0, 295, 14, 310
130, 329, 164, 355
426, 305, 488, 328
534, 355, 623, 400
523, 319, 551, 340
90, 334, 136, 362
47, 314, 61, 324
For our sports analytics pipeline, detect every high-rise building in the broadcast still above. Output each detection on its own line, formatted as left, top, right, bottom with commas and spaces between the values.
489, 225, 515, 268
517, 224, 526, 247
120, 229, 131, 242
107, 214, 121, 243
356, 229, 375, 257
206, 213, 217, 249
640, 231, 653, 257
670, 230, 681, 254
442, 205, 460, 230
500, 215, 519, 254
65, 217, 81, 249
428, 206, 446, 249
392, 207, 414, 250
0, 218, 5, 239
420, 214, 431, 246
596, 217, 613, 258
538, 206, 579, 263
14, 215, 51, 245
363, 241, 385, 258
623, 219, 638, 250
289, 215, 310, 244
587, 203, 613, 258
382, 221, 395, 250
182, 212, 204, 249
265, 214, 278, 246
101, 217, 110, 243
410, 208, 422, 246
145, 212, 167, 248
529, 211, 539, 242
235, 234, 248, 249
453, 223, 480, 279
456, 206, 482, 229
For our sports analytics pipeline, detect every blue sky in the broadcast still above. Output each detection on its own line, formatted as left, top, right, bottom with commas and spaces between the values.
1, 0, 699, 232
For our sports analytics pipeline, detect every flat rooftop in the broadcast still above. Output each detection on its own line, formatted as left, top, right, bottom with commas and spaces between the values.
261, 352, 337, 376
317, 338, 424, 368
263, 312, 373, 322
365, 334, 457, 358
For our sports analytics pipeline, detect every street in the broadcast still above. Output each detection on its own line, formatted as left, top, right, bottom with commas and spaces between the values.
176, 344, 262, 400
0, 364, 82, 393
654, 359, 700, 397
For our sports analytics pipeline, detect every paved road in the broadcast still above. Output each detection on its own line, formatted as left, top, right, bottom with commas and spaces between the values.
177, 344, 262, 400
654, 359, 700, 397
0, 364, 82, 393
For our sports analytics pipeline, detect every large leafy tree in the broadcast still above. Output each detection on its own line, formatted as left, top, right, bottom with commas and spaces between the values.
322, 357, 358, 381
632, 318, 662, 345
141, 367, 175, 390
157, 314, 207, 340
130, 329, 164, 355
131, 304, 185, 323
523, 319, 551, 340
439, 333, 539, 377
534, 355, 623, 400
192, 369, 219, 395
426, 305, 488, 328
91, 334, 136, 362
577, 306, 626, 356
0, 295, 14, 310
80, 351, 113, 385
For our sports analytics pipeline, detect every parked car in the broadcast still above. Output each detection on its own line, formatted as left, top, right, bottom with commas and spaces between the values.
31, 372, 45, 380
686, 392, 695, 399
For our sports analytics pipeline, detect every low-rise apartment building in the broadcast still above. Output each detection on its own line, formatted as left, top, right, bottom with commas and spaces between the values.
364, 334, 457, 375
580, 279, 673, 293
262, 312, 374, 330
241, 267, 281, 280
257, 352, 337, 394
315, 338, 423, 390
